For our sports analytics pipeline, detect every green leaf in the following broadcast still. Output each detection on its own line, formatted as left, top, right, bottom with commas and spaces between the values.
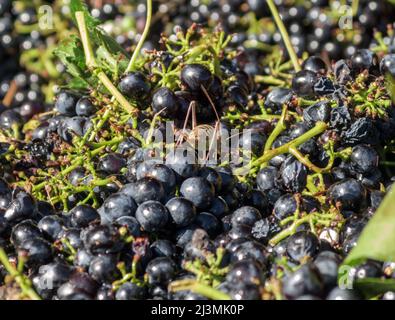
343, 187, 395, 267
68, 77, 89, 90
97, 32, 129, 59
54, 36, 85, 79
70, 0, 104, 50
70, 0, 100, 30
69, 0, 127, 58
69, 0, 128, 79
60, 0, 130, 94
54, 35, 85, 71
385, 74, 395, 104
354, 278, 395, 298
54, 35, 97, 89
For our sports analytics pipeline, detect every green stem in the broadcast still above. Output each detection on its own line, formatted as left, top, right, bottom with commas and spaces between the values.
169, 280, 231, 300
75, 12, 96, 69
269, 215, 311, 246
266, 0, 301, 72
89, 137, 124, 148
96, 72, 138, 115
60, 238, 77, 258
249, 114, 282, 121
252, 121, 328, 168
289, 146, 334, 174
0, 248, 41, 300
224, 113, 280, 122
146, 109, 164, 145
62, 158, 85, 175
32, 157, 84, 192
352, 0, 359, 16
112, 274, 134, 291
298, 97, 318, 107
381, 161, 395, 167
125, 0, 152, 73
255, 75, 286, 86
264, 106, 287, 153
11, 124, 21, 140
87, 109, 111, 143
73, 178, 115, 193
75, 11, 138, 115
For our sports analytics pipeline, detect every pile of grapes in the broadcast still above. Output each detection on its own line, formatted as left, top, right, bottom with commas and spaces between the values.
1, 0, 395, 300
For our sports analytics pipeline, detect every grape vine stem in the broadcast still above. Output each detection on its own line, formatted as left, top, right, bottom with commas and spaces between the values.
0, 248, 41, 300
266, 0, 301, 72
125, 0, 152, 73
75, 11, 138, 115
235, 121, 328, 176
169, 279, 231, 300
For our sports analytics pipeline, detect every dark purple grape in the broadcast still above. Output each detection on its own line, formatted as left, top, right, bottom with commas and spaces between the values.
180, 64, 213, 92
118, 72, 150, 100
55, 91, 79, 116
292, 70, 318, 97
302, 56, 327, 75
135, 200, 169, 232
152, 87, 179, 117
180, 177, 215, 210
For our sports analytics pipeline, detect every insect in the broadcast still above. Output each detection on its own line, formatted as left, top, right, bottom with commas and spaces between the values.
174, 85, 223, 164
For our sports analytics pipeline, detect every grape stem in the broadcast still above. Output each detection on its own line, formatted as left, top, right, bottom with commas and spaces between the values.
235, 121, 328, 176
352, 0, 360, 16
264, 105, 288, 153
75, 12, 96, 69
96, 71, 138, 115
169, 279, 231, 300
0, 248, 41, 300
75, 11, 138, 115
266, 0, 301, 72
125, 0, 152, 73
255, 75, 286, 86
253, 121, 327, 167
289, 146, 334, 174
